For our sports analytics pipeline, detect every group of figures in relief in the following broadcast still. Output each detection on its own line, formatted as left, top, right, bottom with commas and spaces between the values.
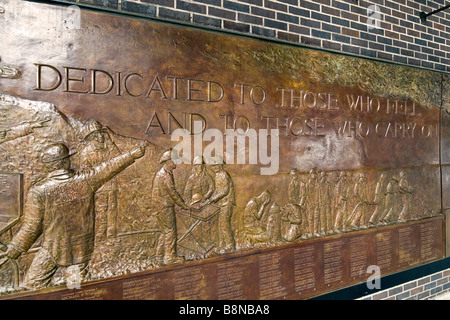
248, 168, 418, 247
0, 109, 434, 292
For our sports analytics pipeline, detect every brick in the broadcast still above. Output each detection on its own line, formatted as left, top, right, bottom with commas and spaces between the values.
385, 30, 400, 39
277, 0, 298, 5
372, 290, 388, 300
121, 1, 157, 15
369, 41, 384, 50
314, 0, 330, 5
431, 286, 444, 296
224, 0, 250, 13
421, 33, 433, 40
289, 24, 310, 35
407, 29, 420, 37
322, 22, 341, 34
434, 50, 446, 57
191, 0, 221, 5
299, 0, 320, 11
440, 30, 450, 39
378, 36, 393, 45
428, 41, 440, 49
435, 36, 446, 43
422, 61, 434, 69
238, 0, 262, 5
385, 15, 399, 25
425, 281, 438, 291
400, 34, 414, 43
415, 52, 427, 59
289, 6, 310, 18
414, 39, 428, 47
396, 291, 411, 300
351, 21, 368, 32
176, 0, 206, 14
389, 286, 403, 296
393, 39, 407, 48
193, 14, 222, 27
322, 6, 340, 17
332, 0, 349, 11
223, 20, 250, 32
411, 285, 424, 296
422, 46, 434, 54
429, 55, 440, 62
159, 7, 191, 21
264, 0, 287, 12
393, 54, 408, 63
251, 6, 275, 19
278, 31, 300, 42
350, 4, 366, 15
407, 57, 421, 66
209, 6, 236, 20
361, 48, 377, 57
385, 45, 400, 53
277, 12, 299, 24
322, 40, 342, 50
79, 0, 118, 8
391, 10, 406, 19
352, 38, 368, 47
312, 29, 332, 40
341, 11, 359, 21
238, 13, 263, 25
141, 0, 174, 7
252, 26, 276, 37
332, 17, 350, 27
378, 51, 392, 60
311, 12, 331, 23
264, 18, 287, 30
393, 25, 407, 33
301, 18, 321, 29
408, 43, 421, 51
400, 20, 414, 29
401, 48, 414, 56
438, 277, 450, 286
301, 35, 322, 47
343, 44, 360, 54
407, 14, 420, 23
385, 0, 400, 10
414, 24, 427, 32
332, 33, 350, 43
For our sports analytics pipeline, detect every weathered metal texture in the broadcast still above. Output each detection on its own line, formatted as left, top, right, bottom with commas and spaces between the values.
0, 0, 446, 299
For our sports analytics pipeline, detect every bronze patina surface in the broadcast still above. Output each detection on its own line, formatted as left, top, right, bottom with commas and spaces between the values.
0, 0, 447, 299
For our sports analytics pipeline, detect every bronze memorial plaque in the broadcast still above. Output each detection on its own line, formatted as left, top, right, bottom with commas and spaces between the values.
0, 0, 447, 300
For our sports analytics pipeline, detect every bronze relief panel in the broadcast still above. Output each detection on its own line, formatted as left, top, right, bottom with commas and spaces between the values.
0, 0, 446, 298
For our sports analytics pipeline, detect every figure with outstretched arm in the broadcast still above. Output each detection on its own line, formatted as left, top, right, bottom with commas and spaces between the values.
0, 140, 147, 289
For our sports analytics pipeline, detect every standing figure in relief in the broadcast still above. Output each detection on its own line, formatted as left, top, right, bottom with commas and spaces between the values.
200, 156, 236, 254
152, 149, 191, 265
318, 171, 332, 235
368, 173, 387, 227
78, 121, 121, 242
333, 171, 350, 233
397, 170, 414, 222
306, 169, 320, 237
348, 172, 368, 230
379, 177, 399, 224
